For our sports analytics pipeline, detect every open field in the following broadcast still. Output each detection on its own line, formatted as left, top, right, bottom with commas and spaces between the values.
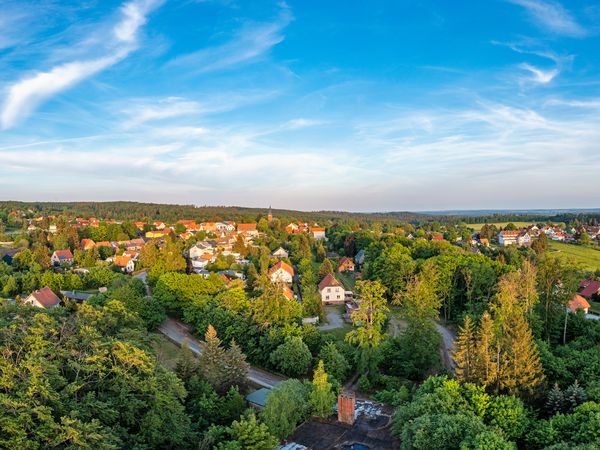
467, 221, 533, 231
548, 241, 600, 271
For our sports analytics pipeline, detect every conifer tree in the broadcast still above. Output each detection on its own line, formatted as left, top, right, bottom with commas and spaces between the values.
453, 315, 476, 382
546, 383, 565, 415
223, 339, 250, 392
175, 338, 199, 383
564, 380, 587, 411
200, 324, 226, 388
309, 360, 336, 418
473, 311, 499, 389
499, 310, 544, 396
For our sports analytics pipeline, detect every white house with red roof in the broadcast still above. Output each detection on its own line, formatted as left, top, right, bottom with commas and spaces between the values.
268, 261, 294, 284
319, 273, 345, 304
24, 287, 61, 308
51, 249, 74, 265
498, 230, 531, 247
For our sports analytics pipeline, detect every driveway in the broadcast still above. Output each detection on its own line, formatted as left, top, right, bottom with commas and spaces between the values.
158, 317, 286, 389
319, 306, 345, 331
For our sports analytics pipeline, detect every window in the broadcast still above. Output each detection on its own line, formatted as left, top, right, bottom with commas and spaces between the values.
326, 295, 329, 300
327, 288, 331, 293
336, 295, 341, 299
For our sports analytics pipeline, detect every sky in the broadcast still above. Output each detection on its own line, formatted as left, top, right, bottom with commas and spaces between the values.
1, 0, 600, 212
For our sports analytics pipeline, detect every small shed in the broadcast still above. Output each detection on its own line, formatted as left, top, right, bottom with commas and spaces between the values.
246, 387, 272, 410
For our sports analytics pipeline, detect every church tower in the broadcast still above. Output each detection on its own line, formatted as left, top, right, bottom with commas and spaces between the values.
267, 206, 273, 223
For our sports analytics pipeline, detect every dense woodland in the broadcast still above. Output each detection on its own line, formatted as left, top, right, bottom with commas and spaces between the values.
1, 204, 600, 449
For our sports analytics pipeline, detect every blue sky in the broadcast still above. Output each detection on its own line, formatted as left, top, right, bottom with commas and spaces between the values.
1, 0, 600, 211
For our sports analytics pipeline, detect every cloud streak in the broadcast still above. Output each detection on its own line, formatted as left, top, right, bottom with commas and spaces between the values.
170, 4, 292, 73
0, 0, 162, 130
508, 0, 586, 37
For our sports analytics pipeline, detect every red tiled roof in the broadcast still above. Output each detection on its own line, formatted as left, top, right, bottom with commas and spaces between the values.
282, 284, 294, 300
318, 273, 343, 291
29, 287, 60, 308
114, 255, 132, 267
54, 249, 73, 259
268, 260, 294, 277
569, 294, 591, 312
237, 223, 257, 232
579, 279, 600, 298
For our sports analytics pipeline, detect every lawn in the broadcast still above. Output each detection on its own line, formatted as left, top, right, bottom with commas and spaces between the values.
467, 221, 533, 231
320, 323, 353, 342
548, 241, 600, 271
151, 333, 188, 370
337, 272, 356, 290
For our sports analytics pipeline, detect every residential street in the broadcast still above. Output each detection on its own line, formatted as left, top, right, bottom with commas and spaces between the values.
158, 317, 286, 389
318, 305, 345, 331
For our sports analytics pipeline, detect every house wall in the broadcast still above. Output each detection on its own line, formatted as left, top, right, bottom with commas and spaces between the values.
321, 286, 345, 304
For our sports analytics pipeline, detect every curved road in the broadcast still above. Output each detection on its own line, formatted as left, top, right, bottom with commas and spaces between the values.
158, 317, 286, 389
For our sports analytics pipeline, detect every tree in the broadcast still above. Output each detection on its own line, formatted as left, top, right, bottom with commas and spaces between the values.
454, 315, 477, 383
252, 280, 302, 326
318, 258, 334, 279
370, 244, 416, 299
261, 379, 309, 439
270, 336, 312, 377
301, 284, 324, 319
223, 339, 249, 392
176, 338, 199, 382
309, 360, 336, 418
346, 280, 389, 372
473, 312, 499, 388
318, 342, 350, 383
200, 325, 226, 388
227, 414, 278, 450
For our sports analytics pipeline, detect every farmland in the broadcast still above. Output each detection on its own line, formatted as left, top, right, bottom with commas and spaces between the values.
467, 221, 534, 231
548, 241, 600, 271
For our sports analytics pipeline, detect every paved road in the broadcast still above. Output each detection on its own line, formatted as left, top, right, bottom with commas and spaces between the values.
158, 317, 286, 389
319, 306, 345, 331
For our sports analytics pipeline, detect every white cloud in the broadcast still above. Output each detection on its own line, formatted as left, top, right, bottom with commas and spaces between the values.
170, 4, 292, 73
284, 118, 323, 129
122, 97, 200, 128
519, 63, 559, 84
508, 0, 586, 37
0, 0, 162, 130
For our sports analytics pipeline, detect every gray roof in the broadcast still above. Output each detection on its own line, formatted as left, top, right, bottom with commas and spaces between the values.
245, 387, 272, 408
60, 290, 91, 301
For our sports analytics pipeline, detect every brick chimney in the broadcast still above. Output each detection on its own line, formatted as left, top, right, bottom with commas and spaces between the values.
337, 391, 355, 425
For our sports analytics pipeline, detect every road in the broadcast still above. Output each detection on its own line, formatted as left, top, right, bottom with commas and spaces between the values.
319, 305, 345, 331
158, 317, 286, 389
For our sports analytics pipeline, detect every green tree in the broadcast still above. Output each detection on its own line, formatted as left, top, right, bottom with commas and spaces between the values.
346, 280, 389, 372
227, 414, 278, 450
309, 360, 336, 418
318, 342, 350, 383
270, 336, 312, 377
261, 379, 310, 439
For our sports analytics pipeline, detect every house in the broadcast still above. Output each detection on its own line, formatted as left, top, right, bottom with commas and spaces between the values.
319, 273, 345, 304
114, 255, 135, 273
479, 238, 489, 246
282, 284, 295, 301
568, 294, 591, 314
431, 233, 444, 241
61, 290, 91, 303
145, 228, 173, 239
153, 221, 166, 230
81, 239, 96, 251
354, 249, 366, 267
286, 223, 300, 234
268, 261, 294, 284
578, 279, 600, 299
271, 247, 289, 259
237, 223, 259, 237
189, 242, 215, 259
310, 227, 326, 240
338, 257, 355, 273
498, 230, 531, 247
24, 287, 61, 308
51, 249, 74, 265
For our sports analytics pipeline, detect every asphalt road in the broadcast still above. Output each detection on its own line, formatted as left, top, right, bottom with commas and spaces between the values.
158, 317, 286, 389
318, 306, 345, 331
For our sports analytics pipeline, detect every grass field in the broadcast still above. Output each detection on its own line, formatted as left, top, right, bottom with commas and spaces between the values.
467, 221, 533, 231
151, 333, 187, 370
548, 241, 600, 271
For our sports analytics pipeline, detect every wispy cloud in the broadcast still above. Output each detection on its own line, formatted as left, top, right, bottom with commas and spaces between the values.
0, 0, 162, 130
169, 3, 292, 73
507, 0, 586, 37
519, 63, 559, 83
121, 97, 200, 128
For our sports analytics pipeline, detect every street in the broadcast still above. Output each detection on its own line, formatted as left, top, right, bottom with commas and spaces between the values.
158, 317, 286, 389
